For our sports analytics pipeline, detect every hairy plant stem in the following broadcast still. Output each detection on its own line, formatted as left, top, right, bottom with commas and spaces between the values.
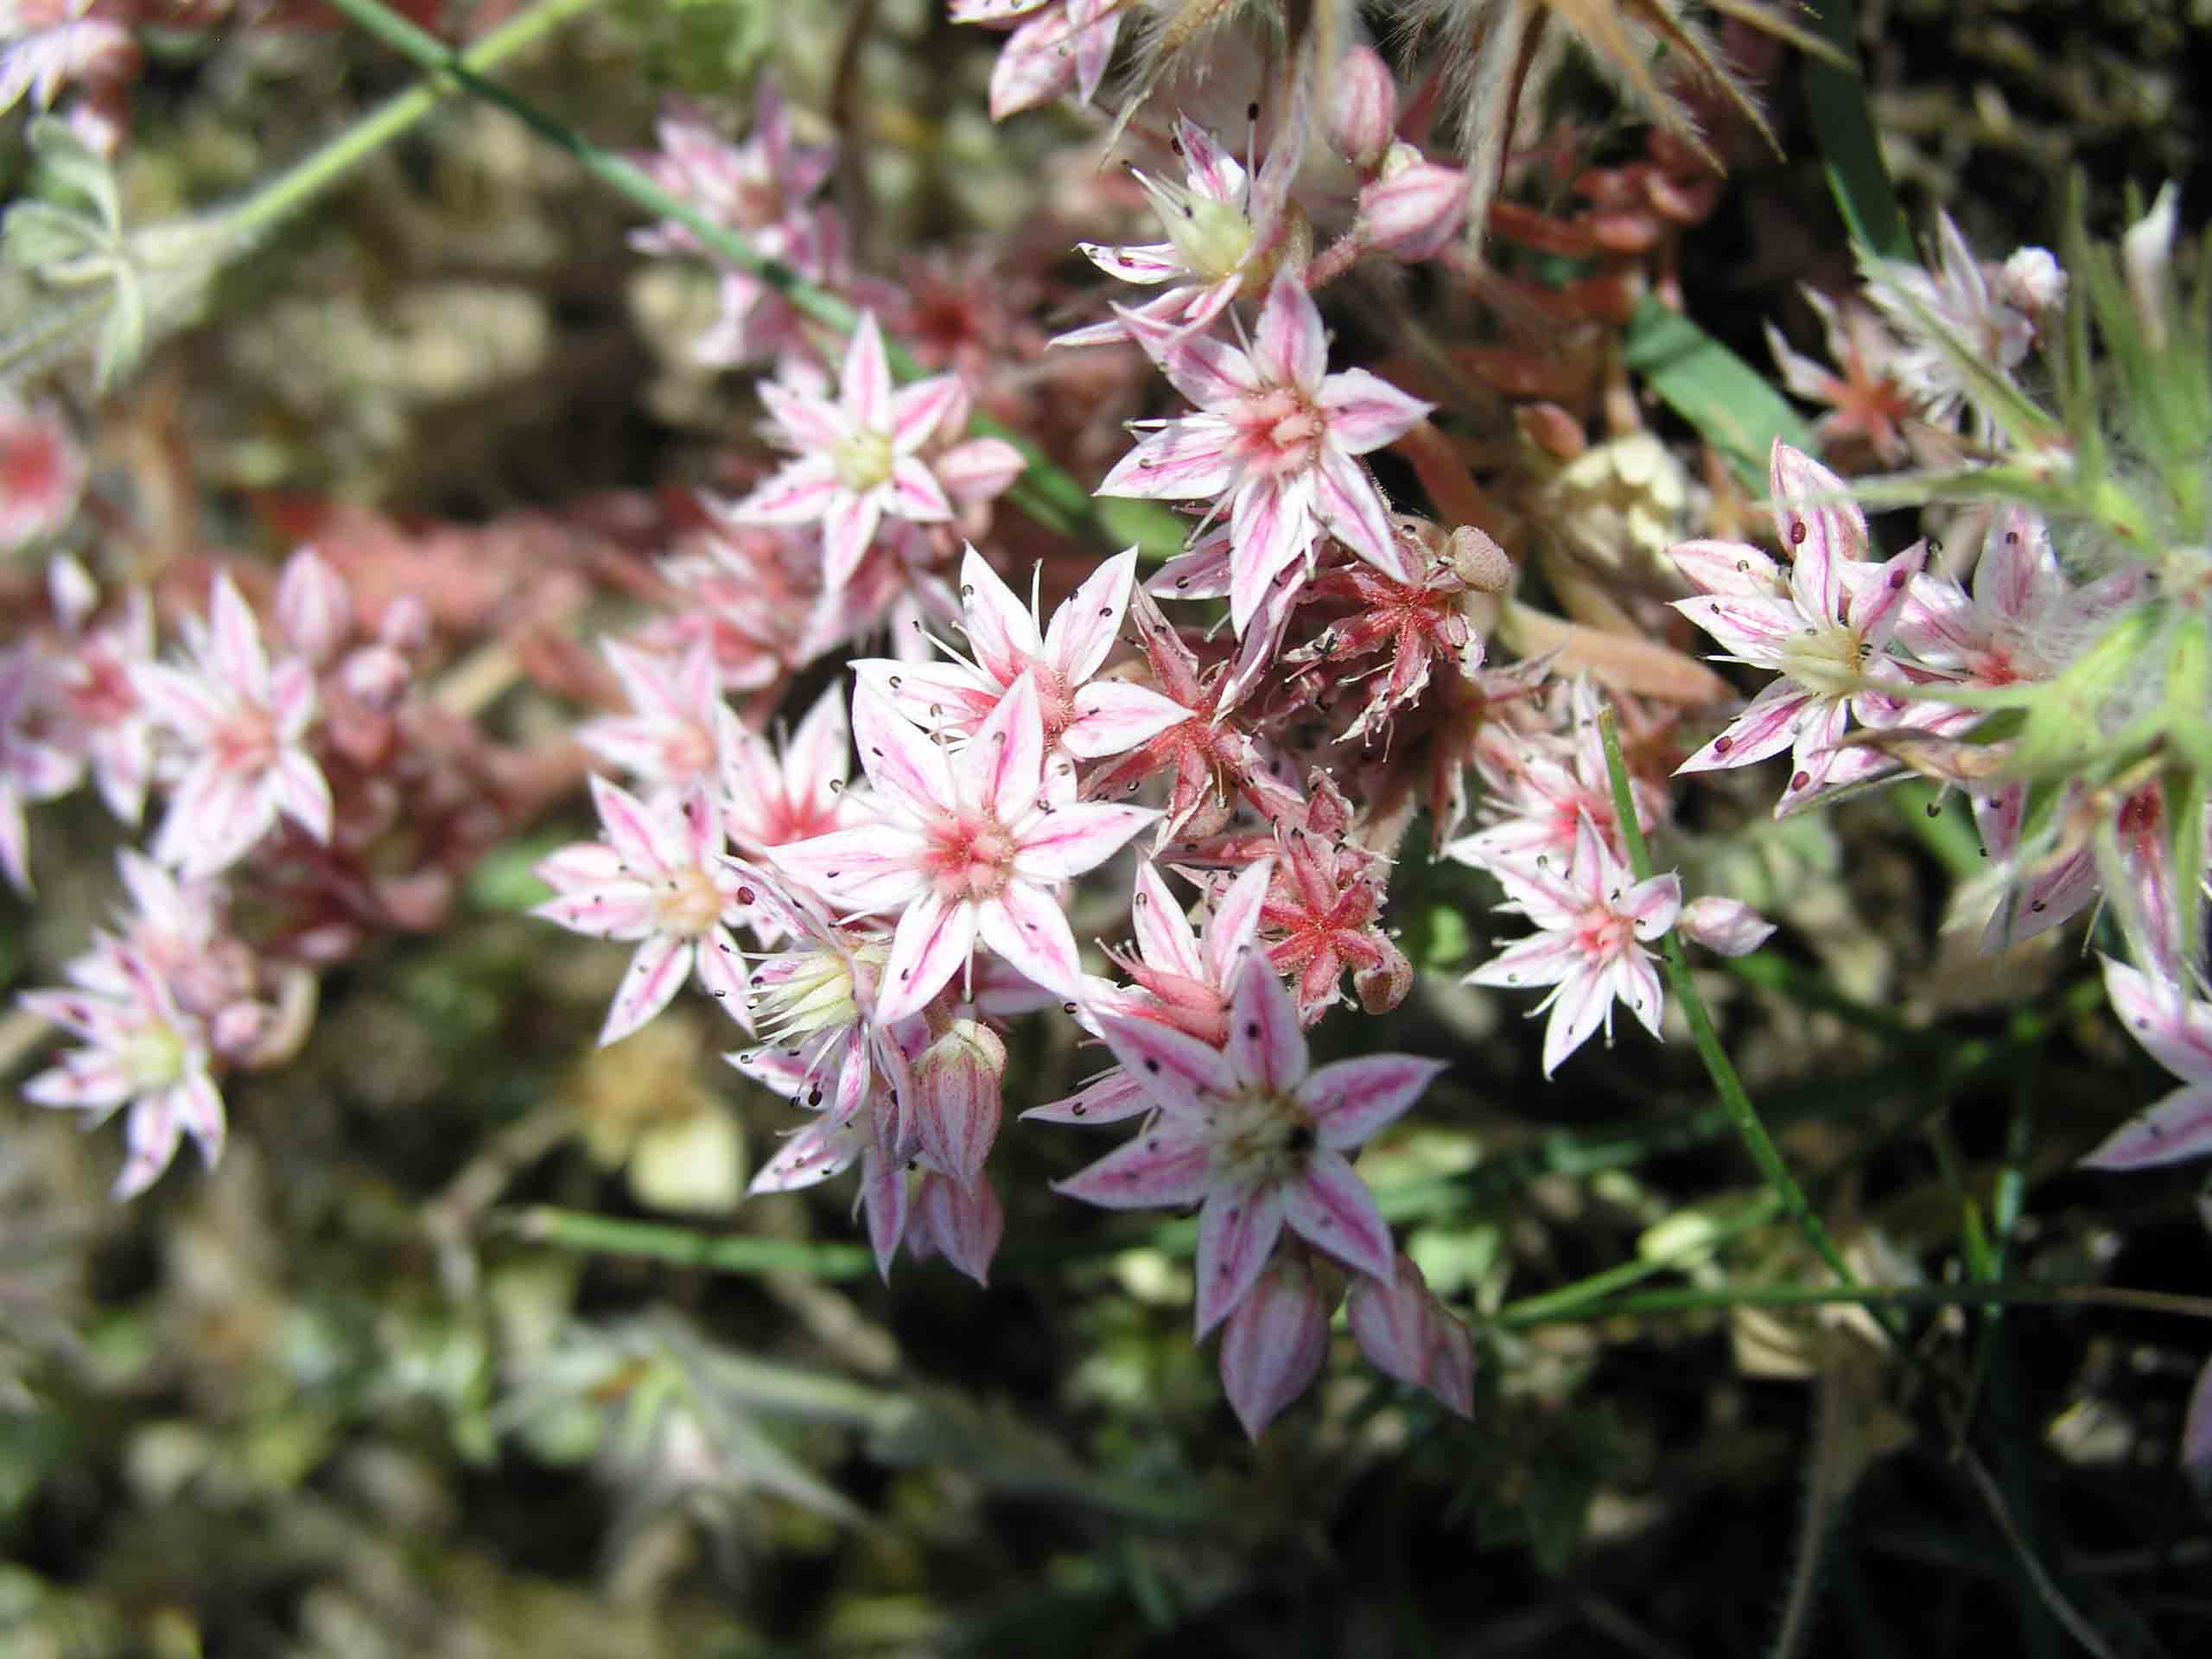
1595, 705, 1900, 1338
315, 0, 1185, 561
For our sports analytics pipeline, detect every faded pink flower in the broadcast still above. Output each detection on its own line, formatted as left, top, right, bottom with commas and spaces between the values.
1669, 441, 1925, 817
1098, 274, 1432, 633
1465, 811, 1680, 1078
1056, 952, 1444, 1334
0, 642, 81, 890
134, 573, 331, 880
21, 943, 226, 1200
725, 313, 959, 593
46, 556, 153, 828
950, 0, 1123, 121
2079, 957, 2212, 1171
768, 674, 1157, 1023
532, 778, 753, 1046
577, 638, 734, 792
853, 543, 1185, 767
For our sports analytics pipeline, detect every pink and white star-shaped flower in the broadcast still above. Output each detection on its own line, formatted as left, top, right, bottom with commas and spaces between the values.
1669, 441, 1926, 817
767, 673, 1157, 1024
852, 543, 1185, 768
134, 572, 332, 880
532, 777, 753, 1046
723, 312, 961, 593
1097, 274, 1433, 633
1055, 952, 1445, 1334
1464, 811, 1681, 1077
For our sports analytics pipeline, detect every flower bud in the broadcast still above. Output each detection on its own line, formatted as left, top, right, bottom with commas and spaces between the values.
1362, 151, 1467, 261
1327, 45, 1398, 172
1347, 1252, 1475, 1418
1219, 1251, 1335, 1440
1678, 895, 1777, 957
276, 546, 352, 665
2122, 183, 2180, 353
912, 1018, 1007, 1187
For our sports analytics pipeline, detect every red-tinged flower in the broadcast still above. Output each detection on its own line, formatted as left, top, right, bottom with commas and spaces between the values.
1465, 811, 1680, 1078
721, 679, 857, 856
1056, 951, 1444, 1334
1025, 856, 1273, 1128
0, 391, 86, 547
1346, 1251, 1475, 1419
767, 674, 1157, 1023
1281, 533, 1478, 744
854, 543, 1185, 766
724, 313, 959, 592
20, 944, 226, 1200
577, 638, 735, 792
1445, 676, 1657, 876
1220, 1249, 1336, 1440
1669, 441, 1925, 817
533, 778, 752, 1046
1083, 584, 1304, 844
135, 572, 331, 880
1764, 289, 1917, 467
1252, 778, 1412, 1023
2079, 957, 2212, 1171
1097, 274, 1432, 633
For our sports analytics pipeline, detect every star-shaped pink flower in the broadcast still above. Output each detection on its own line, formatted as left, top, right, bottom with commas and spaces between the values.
853, 543, 1185, 766
1669, 441, 1925, 816
724, 313, 959, 592
134, 572, 331, 880
1056, 952, 1445, 1334
1097, 274, 1433, 633
768, 673, 1156, 1024
1464, 811, 1680, 1077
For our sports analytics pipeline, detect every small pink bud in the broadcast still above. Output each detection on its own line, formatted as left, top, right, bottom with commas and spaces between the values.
340, 644, 410, 710
1678, 895, 1777, 957
48, 554, 99, 632
1446, 526, 1514, 594
1328, 45, 1398, 171
1220, 1252, 1335, 1440
907, 1170, 1005, 1287
1362, 151, 1467, 261
1999, 246, 2066, 316
913, 1019, 1007, 1187
276, 547, 353, 665
0, 395, 86, 549
377, 594, 431, 652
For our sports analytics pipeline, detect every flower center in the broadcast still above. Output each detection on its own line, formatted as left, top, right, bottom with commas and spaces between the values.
122, 1021, 189, 1092
1162, 192, 1255, 286
831, 428, 895, 493
1777, 624, 1867, 698
926, 810, 1016, 903
655, 865, 729, 938
1205, 1085, 1316, 1187
1230, 386, 1325, 477
752, 943, 870, 1040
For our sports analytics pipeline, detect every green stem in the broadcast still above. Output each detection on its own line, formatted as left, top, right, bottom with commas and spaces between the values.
315, 0, 1185, 561
510, 1205, 875, 1280
224, 0, 610, 245
1596, 706, 1877, 1313
1491, 1192, 1783, 1326
1497, 1279, 2212, 1331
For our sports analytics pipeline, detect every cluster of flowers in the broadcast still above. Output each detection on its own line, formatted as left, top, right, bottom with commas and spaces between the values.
15, 0, 2205, 1441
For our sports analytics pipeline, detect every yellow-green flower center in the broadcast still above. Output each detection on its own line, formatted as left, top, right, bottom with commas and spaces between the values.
832, 429, 895, 493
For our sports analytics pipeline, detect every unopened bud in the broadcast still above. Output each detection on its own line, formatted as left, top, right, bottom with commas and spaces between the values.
907, 1170, 1005, 1287
276, 546, 352, 664
913, 1019, 1007, 1187
1220, 1251, 1336, 1440
1361, 152, 1467, 261
1327, 46, 1398, 172
2122, 183, 2180, 354
1678, 895, 1777, 957
1446, 525, 1513, 594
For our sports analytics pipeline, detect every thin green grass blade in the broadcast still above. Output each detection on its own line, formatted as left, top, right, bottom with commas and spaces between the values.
1623, 296, 1818, 487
